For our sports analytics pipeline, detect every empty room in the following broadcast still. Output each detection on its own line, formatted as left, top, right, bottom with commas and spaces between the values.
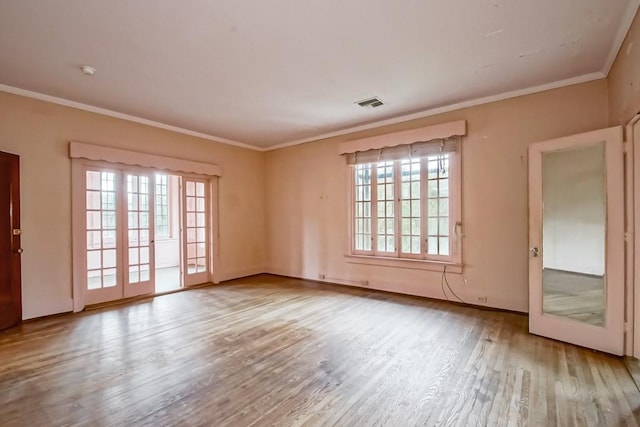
3, 0, 640, 425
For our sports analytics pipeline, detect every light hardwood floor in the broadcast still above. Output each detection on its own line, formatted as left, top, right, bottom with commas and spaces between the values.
1, 274, 639, 426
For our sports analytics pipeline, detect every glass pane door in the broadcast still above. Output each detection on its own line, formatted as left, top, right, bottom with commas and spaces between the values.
84, 170, 122, 304
124, 173, 155, 297
183, 178, 209, 286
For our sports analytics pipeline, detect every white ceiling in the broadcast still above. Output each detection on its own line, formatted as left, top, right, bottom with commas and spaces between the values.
0, 1, 638, 150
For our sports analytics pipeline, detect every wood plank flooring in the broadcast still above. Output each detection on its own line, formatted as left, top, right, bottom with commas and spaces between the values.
1, 274, 639, 426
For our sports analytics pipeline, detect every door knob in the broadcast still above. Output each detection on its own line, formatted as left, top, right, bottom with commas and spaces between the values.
15, 248, 23, 254
529, 247, 539, 257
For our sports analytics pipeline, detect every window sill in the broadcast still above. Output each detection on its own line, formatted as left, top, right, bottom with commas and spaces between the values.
344, 254, 463, 273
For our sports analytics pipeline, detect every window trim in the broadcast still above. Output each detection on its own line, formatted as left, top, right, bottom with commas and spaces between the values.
347, 147, 462, 267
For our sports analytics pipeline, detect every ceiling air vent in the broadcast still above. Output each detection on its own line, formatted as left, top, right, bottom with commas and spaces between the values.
356, 97, 385, 108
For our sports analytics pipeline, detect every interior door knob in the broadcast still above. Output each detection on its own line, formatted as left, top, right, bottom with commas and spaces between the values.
15, 248, 23, 254
529, 247, 539, 257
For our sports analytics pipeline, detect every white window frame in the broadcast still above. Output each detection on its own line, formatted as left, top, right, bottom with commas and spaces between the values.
339, 120, 467, 273
349, 151, 461, 265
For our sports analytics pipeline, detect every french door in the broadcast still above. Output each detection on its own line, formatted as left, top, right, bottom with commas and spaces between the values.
183, 178, 209, 286
81, 165, 212, 305
528, 127, 625, 355
123, 172, 155, 298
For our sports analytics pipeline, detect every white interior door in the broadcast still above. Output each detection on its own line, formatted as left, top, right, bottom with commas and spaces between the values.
124, 172, 155, 297
183, 178, 209, 286
529, 126, 625, 355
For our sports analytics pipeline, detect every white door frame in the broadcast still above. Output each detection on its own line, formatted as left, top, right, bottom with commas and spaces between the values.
528, 126, 625, 355
72, 159, 220, 311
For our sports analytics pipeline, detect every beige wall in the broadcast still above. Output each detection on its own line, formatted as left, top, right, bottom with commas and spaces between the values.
265, 80, 609, 312
0, 92, 266, 319
609, 9, 640, 126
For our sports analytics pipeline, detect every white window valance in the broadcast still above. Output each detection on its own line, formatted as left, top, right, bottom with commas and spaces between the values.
340, 120, 466, 165
69, 142, 222, 177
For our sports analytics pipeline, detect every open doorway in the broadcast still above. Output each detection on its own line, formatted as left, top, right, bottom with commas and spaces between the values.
154, 173, 182, 293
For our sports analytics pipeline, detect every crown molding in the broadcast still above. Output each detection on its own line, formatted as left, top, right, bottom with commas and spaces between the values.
0, 71, 608, 153
265, 71, 605, 151
0, 84, 260, 151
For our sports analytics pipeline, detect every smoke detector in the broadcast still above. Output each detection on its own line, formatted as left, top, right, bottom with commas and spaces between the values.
356, 97, 385, 108
80, 65, 96, 76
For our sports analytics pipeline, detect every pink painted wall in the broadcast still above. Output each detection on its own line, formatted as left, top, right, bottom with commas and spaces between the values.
265, 80, 609, 312
609, 9, 640, 126
0, 92, 266, 319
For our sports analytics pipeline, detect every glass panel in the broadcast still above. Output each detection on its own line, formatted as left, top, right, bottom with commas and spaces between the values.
187, 213, 196, 227
401, 219, 410, 234
140, 247, 149, 264
87, 211, 101, 230
87, 250, 101, 270
87, 191, 100, 209
542, 143, 605, 327
103, 249, 116, 269
438, 199, 449, 216
87, 270, 101, 290
439, 237, 449, 256
86, 171, 101, 190
196, 182, 205, 197
411, 236, 421, 254
427, 237, 438, 255
139, 230, 149, 245
126, 173, 152, 284
140, 264, 150, 281
186, 181, 195, 196
439, 218, 449, 236
129, 248, 139, 265
103, 230, 116, 248
401, 235, 410, 252
87, 231, 101, 250
129, 266, 139, 283
139, 212, 149, 228
103, 269, 117, 288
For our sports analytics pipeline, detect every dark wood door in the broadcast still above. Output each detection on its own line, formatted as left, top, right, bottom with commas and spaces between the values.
0, 151, 21, 330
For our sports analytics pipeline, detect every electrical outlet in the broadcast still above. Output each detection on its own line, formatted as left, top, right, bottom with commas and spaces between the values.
477, 297, 488, 303
319, 274, 326, 280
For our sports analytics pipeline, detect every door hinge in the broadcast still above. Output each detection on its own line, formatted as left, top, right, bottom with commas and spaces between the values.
625, 232, 632, 242
625, 322, 630, 333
